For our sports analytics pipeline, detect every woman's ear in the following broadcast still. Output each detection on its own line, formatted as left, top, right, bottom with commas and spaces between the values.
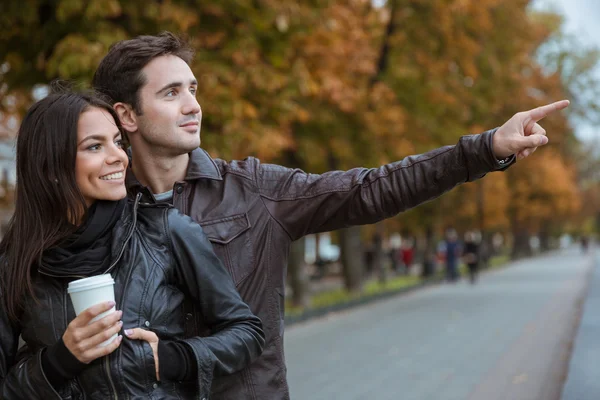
113, 103, 138, 134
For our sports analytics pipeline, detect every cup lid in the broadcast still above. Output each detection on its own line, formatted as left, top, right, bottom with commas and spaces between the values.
68, 274, 114, 292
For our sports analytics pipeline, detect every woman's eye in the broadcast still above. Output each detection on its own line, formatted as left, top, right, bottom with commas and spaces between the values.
115, 139, 124, 148
87, 144, 101, 151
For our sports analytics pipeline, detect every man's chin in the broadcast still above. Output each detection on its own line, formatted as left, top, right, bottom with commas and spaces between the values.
189, 134, 200, 150
131, 139, 200, 157
170, 143, 200, 157
185, 142, 201, 154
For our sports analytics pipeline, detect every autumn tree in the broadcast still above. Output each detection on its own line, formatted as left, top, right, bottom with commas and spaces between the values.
1, 0, 596, 298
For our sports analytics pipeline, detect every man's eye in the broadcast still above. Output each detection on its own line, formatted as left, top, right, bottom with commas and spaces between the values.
190, 88, 197, 95
166, 90, 176, 97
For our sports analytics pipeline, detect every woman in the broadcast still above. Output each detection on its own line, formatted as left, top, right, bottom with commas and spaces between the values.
0, 91, 264, 399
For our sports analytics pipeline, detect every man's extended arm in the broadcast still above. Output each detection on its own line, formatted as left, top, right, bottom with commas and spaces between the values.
257, 129, 510, 240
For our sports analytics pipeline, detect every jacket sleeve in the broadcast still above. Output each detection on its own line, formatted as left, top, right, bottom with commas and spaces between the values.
0, 292, 62, 399
255, 129, 514, 240
166, 209, 265, 392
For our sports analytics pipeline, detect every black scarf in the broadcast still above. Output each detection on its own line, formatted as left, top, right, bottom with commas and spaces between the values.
41, 199, 126, 278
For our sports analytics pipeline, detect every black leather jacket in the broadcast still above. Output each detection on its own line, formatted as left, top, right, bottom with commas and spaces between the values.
0, 195, 265, 399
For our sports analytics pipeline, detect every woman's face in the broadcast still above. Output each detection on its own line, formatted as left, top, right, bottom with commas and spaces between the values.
76, 107, 128, 207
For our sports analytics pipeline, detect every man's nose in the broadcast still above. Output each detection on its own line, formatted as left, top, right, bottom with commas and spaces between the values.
183, 92, 201, 115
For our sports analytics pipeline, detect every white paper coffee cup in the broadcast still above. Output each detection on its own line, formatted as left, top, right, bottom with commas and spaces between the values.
68, 274, 117, 347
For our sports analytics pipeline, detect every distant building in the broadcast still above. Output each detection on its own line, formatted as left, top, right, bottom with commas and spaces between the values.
0, 138, 16, 228
0, 138, 16, 187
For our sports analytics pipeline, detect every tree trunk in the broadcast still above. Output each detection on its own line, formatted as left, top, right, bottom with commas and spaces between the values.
339, 226, 364, 293
538, 220, 551, 252
511, 228, 532, 260
373, 222, 387, 284
476, 180, 492, 268
479, 231, 492, 269
420, 225, 436, 278
288, 237, 309, 308
369, 0, 398, 89
477, 179, 485, 232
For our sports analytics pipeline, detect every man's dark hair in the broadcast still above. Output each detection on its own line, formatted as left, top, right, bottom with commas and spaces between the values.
92, 31, 194, 114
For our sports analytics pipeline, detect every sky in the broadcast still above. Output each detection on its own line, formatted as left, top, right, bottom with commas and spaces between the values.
532, 0, 600, 142
533, 0, 600, 48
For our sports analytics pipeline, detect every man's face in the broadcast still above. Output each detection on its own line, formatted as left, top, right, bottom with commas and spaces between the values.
133, 55, 202, 156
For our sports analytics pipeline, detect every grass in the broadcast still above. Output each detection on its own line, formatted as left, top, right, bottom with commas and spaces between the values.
285, 254, 511, 318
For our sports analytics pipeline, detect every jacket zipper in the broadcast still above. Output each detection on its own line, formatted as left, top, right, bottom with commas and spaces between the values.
102, 194, 141, 400
45, 194, 142, 399
112, 207, 142, 400
102, 193, 141, 275
102, 194, 142, 400
105, 355, 118, 400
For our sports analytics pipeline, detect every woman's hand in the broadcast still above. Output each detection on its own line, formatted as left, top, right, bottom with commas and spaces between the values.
124, 328, 160, 381
62, 301, 123, 364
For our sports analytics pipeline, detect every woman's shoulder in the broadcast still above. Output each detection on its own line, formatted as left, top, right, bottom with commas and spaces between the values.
164, 207, 204, 234
127, 200, 209, 251
127, 200, 172, 232
163, 209, 213, 252
134, 202, 202, 233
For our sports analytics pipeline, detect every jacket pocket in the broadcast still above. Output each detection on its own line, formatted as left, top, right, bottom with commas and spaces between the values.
201, 213, 255, 286
139, 340, 157, 386
57, 379, 83, 400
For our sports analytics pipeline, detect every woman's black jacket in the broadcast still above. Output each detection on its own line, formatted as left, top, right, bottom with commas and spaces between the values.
0, 195, 265, 399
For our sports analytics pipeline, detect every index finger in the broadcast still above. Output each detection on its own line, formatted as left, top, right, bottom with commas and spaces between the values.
527, 100, 570, 122
74, 301, 116, 326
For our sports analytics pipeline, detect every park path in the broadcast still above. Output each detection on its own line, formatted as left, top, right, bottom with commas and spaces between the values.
285, 248, 593, 400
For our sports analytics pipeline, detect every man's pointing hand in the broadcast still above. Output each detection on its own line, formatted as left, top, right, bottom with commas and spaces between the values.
492, 100, 570, 160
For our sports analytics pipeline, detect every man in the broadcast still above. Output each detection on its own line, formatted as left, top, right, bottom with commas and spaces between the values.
93, 32, 568, 399
444, 228, 460, 283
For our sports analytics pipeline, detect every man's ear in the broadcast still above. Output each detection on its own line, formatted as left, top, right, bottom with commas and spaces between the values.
114, 102, 138, 134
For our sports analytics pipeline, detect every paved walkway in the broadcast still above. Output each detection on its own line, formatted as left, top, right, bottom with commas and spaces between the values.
285, 248, 593, 400
561, 252, 600, 400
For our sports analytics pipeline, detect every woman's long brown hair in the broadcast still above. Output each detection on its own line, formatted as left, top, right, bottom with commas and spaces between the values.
0, 91, 123, 322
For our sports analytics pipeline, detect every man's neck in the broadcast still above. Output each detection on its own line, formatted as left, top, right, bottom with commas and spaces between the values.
130, 150, 190, 194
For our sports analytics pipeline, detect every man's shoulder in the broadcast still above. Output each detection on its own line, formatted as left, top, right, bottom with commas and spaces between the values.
213, 154, 259, 171
196, 149, 298, 191
193, 148, 295, 179
209, 153, 262, 180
